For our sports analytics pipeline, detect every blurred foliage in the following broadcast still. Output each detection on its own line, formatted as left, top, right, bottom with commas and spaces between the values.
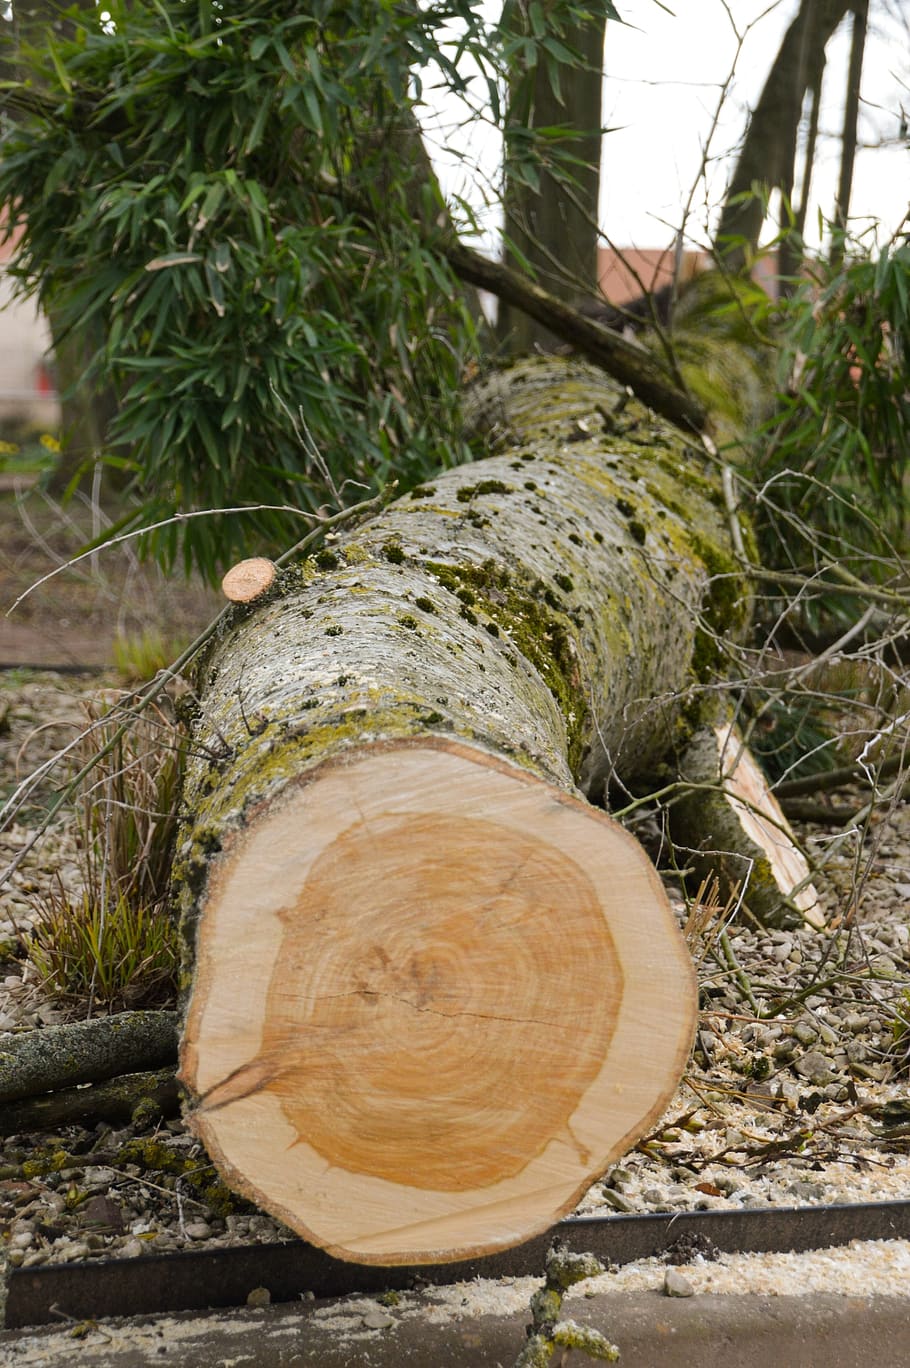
0, 430, 61, 479
113, 627, 193, 685
751, 225, 910, 629
0, 0, 620, 580
745, 692, 839, 783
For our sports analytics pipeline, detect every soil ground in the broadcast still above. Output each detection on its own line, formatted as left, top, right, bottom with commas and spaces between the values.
0, 483, 219, 669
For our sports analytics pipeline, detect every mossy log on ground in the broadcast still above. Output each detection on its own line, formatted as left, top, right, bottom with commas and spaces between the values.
0, 1011, 179, 1105
0, 1068, 179, 1136
172, 355, 798, 1267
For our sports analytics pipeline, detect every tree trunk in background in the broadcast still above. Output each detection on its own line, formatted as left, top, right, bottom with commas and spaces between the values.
174, 345, 814, 1266
716, 0, 851, 272
10, 0, 115, 487
497, 9, 605, 353
832, 0, 869, 264
782, 58, 826, 289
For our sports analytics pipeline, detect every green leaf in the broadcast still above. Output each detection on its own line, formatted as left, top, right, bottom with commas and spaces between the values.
144, 253, 203, 271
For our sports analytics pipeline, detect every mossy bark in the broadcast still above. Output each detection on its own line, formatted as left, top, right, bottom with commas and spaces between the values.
0, 1011, 178, 1104
173, 355, 749, 946
0, 1068, 179, 1135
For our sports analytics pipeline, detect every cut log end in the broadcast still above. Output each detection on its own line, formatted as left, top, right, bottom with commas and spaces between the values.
179, 739, 696, 1265
221, 557, 277, 603
674, 722, 823, 930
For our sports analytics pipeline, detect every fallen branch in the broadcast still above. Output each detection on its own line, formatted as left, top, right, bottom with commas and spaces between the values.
0, 1011, 178, 1104
0, 1068, 179, 1136
442, 239, 708, 434
774, 750, 908, 799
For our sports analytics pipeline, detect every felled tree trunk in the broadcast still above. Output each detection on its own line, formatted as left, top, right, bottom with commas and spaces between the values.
174, 356, 761, 1266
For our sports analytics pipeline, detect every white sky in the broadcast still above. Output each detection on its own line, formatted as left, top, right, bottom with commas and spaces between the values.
425, 0, 910, 256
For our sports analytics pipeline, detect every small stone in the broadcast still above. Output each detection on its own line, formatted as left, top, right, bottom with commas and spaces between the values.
641, 1187, 669, 1206
120, 1239, 144, 1259
607, 1167, 634, 1188
82, 1167, 117, 1190
793, 1051, 836, 1085
794, 1023, 818, 1045
184, 1221, 213, 1240
246, 1286, 271, 1308
600, 1187, 636, 1213
79, 1195, 125, 1234
362, 1310, 394, 1329
663, 1269, 695, 1298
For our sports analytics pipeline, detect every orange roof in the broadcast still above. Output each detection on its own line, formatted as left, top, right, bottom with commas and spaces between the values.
597, 247, 709, 304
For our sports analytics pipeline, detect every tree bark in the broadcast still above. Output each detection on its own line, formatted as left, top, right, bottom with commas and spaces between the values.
671, 717, 821, 929
716, 0, 851, 271
497, 7, 605, 353
832, 0, 869, 260
0, 1011, 178, 1104
0, 1068, 179, 1136
445, 238, 707, 433
172, 353, 802, 1266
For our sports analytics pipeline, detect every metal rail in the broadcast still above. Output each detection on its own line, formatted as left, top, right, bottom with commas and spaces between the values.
7, 1199, 910, 1329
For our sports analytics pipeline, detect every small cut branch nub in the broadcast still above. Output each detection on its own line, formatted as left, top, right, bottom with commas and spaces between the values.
221, 557, 277, 604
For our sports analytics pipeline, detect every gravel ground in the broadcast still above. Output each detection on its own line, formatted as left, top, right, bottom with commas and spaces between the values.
2, 669, 910, 1307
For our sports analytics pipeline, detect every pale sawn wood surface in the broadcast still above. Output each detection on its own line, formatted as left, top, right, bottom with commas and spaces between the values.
180, 739, 696, 1265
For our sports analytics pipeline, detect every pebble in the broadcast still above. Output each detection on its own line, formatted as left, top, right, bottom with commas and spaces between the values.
641, 1188, 668, 1205
362, 1310, 395, 1329
246, 1287, 271, 1309
788, 1181, 826, 1202
184, 1221, 213, 1240
600, 1188, 636, 1213
663, 1269, 695, 1298
82, 1166, 118, 1190
793, 1051, 837, 1085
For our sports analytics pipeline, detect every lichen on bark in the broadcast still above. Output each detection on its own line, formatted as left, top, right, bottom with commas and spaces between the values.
173, 355, 751, 967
